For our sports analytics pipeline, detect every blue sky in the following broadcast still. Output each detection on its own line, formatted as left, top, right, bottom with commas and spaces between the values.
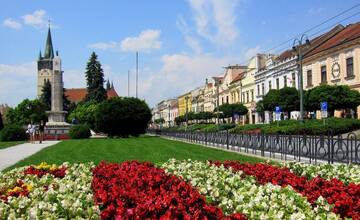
1, 0, 360, 107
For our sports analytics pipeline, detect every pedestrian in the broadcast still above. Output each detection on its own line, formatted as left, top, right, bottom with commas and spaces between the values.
27, 121, 35, 144
39, 120, 45, 143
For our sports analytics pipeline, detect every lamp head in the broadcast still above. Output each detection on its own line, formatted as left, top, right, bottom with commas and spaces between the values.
305, 39, 311, 45
292, 46, 297, 51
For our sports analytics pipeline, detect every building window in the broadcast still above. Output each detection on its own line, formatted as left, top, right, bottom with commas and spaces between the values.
292, 72, 296, 87
307, 70, 312, 86
257, 85, 260, 96
251, 90, 254, 102
242, 93, 245, 103
226, 96, 229, 103
261, 83, 264, 95
246, 92, 249, 103
276, 78, 279, 90
346, 57, 354, 77
283, 76, 287, 87
268, 81, 272, 91
321, 65, 327, 83
221, 97, 224, 105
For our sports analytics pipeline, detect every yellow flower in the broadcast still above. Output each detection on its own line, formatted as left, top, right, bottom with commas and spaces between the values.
35, 162, 51, 170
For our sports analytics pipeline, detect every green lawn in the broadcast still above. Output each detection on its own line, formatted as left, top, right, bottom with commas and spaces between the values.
0, 141, 24, 150
9, 136, 262, 169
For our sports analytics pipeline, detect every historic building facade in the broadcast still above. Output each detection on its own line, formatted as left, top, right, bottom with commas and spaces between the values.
37, 28, 56, 97
303, 22, 360, 118
177, 92, 192, 116
231, 54, 266, 124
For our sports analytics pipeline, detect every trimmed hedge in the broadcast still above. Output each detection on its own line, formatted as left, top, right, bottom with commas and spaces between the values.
0, 125, 27, 141
69, 124, 91, 139
230, 118, 360, 135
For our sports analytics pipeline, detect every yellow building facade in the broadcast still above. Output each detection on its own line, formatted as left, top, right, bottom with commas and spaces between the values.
178, 93, 192, 116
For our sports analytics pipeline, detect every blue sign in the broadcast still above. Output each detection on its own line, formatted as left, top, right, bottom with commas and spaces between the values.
275, 106, 281, 113
321, 102, 328, 111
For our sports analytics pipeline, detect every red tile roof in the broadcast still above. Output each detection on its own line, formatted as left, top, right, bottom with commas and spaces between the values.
276, 24, 344, 62
64, 88, 119, 103
231, 72, 246, 83
306, 22, 360, 57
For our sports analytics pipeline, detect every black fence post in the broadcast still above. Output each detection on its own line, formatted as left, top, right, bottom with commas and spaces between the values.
226, 129, 229, 150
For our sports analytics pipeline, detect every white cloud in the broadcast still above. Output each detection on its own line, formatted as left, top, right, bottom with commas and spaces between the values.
88, 41, 118, 50
21, 9, 58, 29
176, 16, 202, 54
187, 0, 239, 46
88, 29, 162, 53
308, 7, 324, 15
0, 62, 37, 106
120, 29, 162, 52
3, 18, 22, 30
244, 46, 261, 60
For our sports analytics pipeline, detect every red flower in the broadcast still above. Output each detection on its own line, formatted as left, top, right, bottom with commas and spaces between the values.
211, 161, 360, 219
92, 161, 247, 220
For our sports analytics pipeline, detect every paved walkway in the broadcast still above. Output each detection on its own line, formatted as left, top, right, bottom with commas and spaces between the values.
0, 141, 60, 171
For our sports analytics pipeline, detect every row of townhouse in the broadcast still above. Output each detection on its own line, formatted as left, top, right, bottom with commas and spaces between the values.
152, 22, 360, 126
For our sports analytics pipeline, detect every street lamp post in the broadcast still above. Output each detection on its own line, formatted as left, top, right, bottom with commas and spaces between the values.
293, 34, 310, 122
185, 96, 189, 131
168, 104, 171, 128
215, 80, 220, 131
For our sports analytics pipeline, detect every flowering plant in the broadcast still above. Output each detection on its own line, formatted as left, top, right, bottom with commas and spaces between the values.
92, 161, 246, 219
162, 159, 338, 219
23, 162, 67, 178
212, 161, 360, 219
0, 162, 99, 219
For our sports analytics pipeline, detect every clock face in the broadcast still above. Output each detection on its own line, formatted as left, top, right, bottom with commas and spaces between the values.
331, 62, 340, 78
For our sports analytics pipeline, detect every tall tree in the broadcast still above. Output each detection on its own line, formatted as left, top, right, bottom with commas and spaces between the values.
85, 52, 107, 103
0, 112, 4, 131
40, 80, 51, 110
305, 85, 360, 116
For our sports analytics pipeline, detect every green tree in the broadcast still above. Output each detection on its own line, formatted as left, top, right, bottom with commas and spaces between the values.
95, 97, 152, 137
40, 80, 51, 110
85, 52, 107, 103
6, 99, 47, 125
154, 118, 165, 124
305, 85, 360, 116
278, 87, 299, 116
0, 112, 4, 131
68, 101, 99, 129
215, 103, 248, 122
262, 89, 281, 112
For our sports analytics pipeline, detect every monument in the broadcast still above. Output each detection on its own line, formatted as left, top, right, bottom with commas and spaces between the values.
38, 25, 71, 139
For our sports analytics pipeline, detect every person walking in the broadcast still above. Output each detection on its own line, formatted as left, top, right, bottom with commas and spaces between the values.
27, 121, 35, 144
39, 120, 45, 143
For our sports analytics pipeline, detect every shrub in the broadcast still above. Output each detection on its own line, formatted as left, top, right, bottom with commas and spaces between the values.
0, 124, 27, 141
94, 97, 152, 137
69, 124, 91, 139
68, 101, 98, 130
0, 112, 3, 131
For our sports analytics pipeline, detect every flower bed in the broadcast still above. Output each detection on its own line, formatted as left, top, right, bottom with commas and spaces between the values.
162, 159, 337, 219
1, 160, 359, 219
0, 162, 99, 219
92, 161, 246, 219
212, 161, 360, 219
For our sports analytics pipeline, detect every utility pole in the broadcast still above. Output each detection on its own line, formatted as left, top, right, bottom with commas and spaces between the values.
168, 104, 171, 127
293, 34, 310, 122
128, 70, 130, 97
185, 96, 189, 131
136, 51, 138, 98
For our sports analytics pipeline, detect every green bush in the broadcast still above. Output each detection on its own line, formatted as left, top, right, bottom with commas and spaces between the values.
231, 118, 360, 135
95, 97, 152, 137
0, 125, 27, 141
69, 124, 91, 139
68, 101, 99, 130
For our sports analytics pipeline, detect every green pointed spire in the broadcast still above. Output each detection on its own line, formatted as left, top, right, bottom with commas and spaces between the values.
44, 26, 54, 59
106, 79, 111, 90
38, 50, 42, 60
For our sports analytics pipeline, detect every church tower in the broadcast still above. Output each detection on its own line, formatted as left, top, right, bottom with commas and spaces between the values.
37, 26, 55, 96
